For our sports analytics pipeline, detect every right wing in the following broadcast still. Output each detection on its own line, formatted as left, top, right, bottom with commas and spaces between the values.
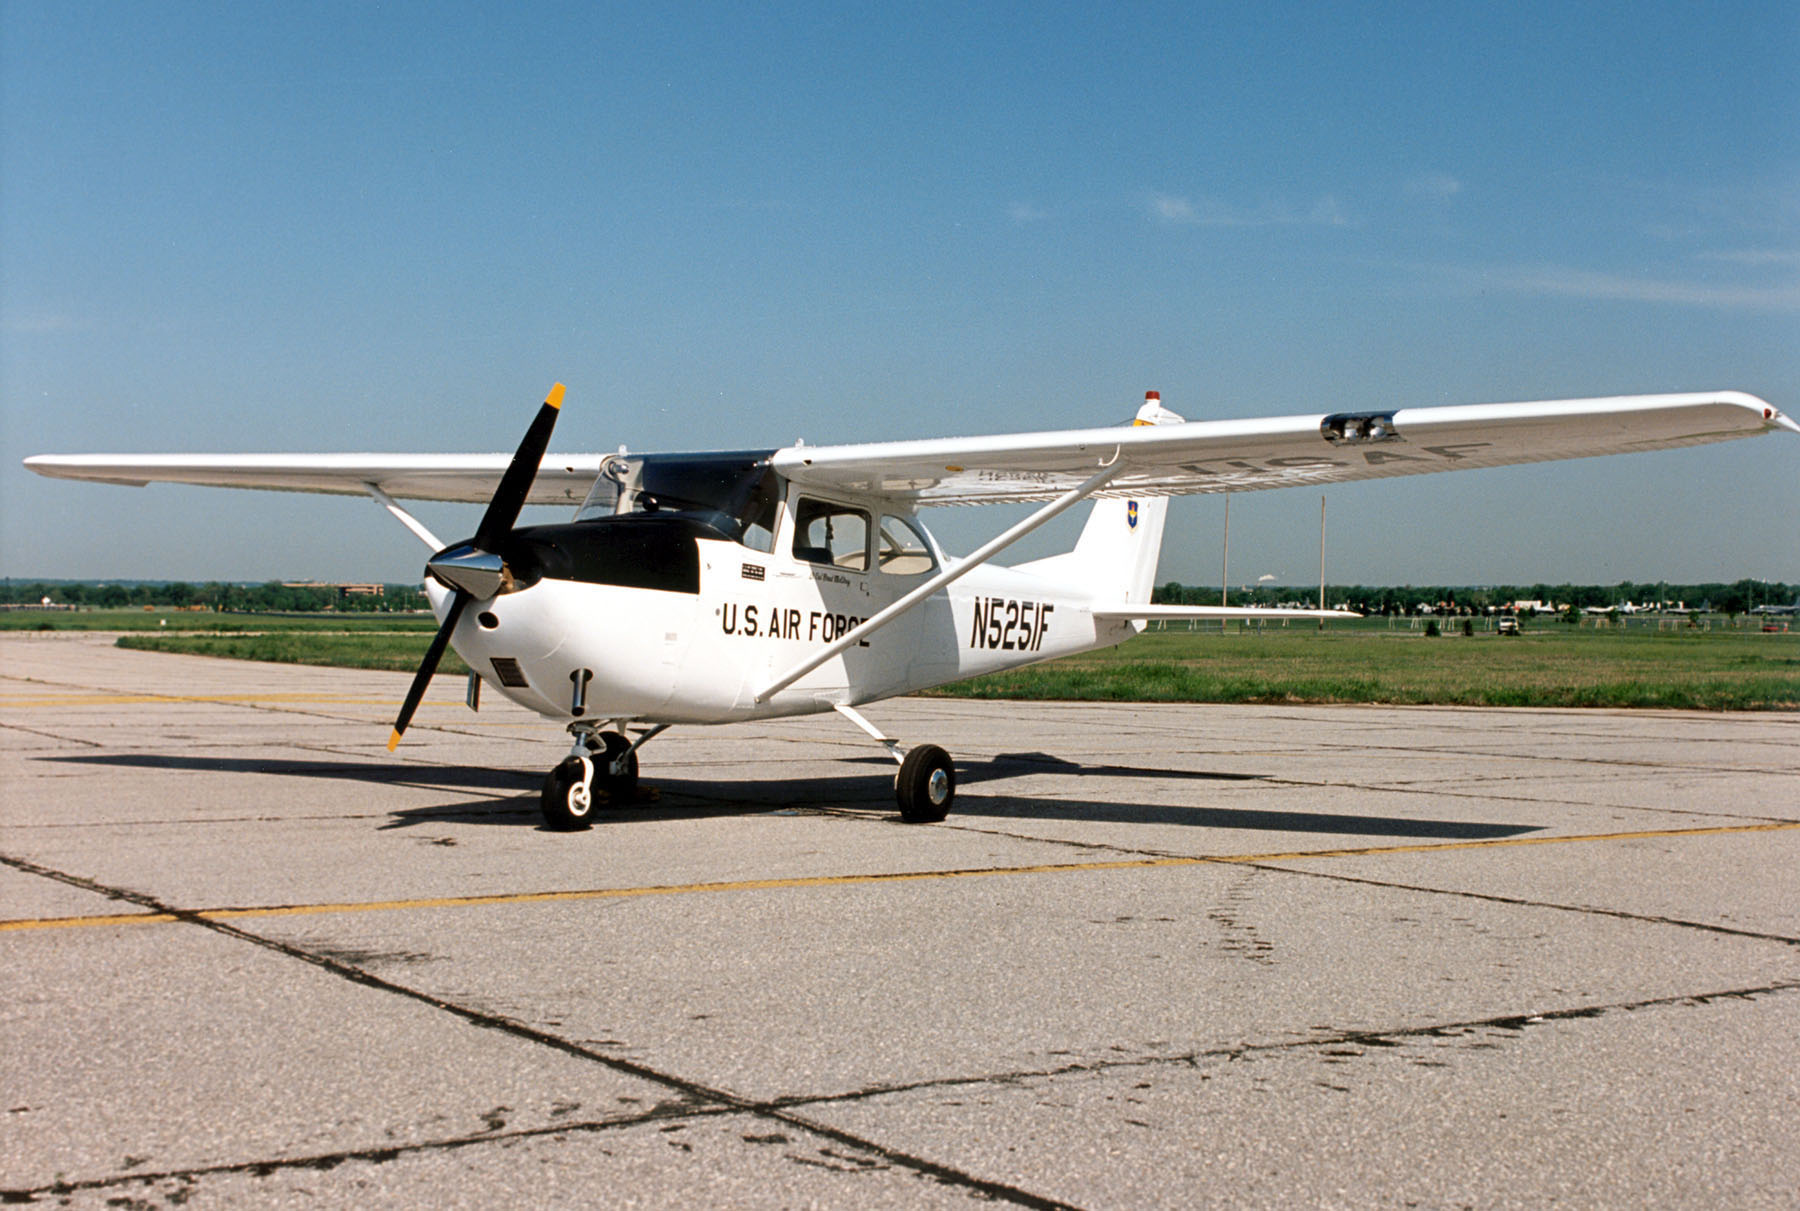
774, 391, 1794, 505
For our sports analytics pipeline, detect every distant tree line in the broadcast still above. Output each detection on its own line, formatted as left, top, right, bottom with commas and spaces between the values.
2, 581, 431, 612
5, 577, 1792, 618
1152, 579, 1797, 618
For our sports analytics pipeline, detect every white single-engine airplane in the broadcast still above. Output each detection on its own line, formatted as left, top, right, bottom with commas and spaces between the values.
26, 387, 1796, 829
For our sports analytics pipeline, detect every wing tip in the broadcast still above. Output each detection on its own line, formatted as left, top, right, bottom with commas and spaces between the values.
22, 456, 151, 487
1756, 400, 1800, 435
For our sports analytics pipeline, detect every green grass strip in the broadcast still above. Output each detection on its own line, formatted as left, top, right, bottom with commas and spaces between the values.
117, 632, 469, 676
104, 624, 1800, 711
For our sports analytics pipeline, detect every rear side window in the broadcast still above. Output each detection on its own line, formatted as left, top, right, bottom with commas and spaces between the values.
791, 499, 869, 571
877, 515, 936, 575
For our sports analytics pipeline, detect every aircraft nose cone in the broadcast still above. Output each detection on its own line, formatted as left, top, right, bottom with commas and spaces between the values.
427, 543, 506, 598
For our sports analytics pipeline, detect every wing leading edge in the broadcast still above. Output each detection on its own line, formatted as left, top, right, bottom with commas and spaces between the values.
20, 452, 610, 506
23, 391, 1792, 507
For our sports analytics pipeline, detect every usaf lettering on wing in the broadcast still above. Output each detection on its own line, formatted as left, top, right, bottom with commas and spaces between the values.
1175, 441, 1495, 478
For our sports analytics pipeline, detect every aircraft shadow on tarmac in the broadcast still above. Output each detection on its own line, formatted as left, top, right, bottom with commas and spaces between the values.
41, 751, 1540, 841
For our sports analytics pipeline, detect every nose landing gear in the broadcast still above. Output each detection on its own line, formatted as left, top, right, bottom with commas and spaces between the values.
540, 721, 663, 830
541, 751, 598, 830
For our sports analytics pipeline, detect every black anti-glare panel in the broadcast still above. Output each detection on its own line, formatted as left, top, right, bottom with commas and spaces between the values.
503, 515, 707, 595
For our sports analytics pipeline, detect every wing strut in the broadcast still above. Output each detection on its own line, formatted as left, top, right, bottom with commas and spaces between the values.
754, 458, 1124, 703
364, 483, 445, 551
833, 703, 903, 764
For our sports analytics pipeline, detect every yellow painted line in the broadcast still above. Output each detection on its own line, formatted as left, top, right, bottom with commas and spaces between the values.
0, 693, 393, 708
5, 820, 1795, 935
2, 912, 180, 932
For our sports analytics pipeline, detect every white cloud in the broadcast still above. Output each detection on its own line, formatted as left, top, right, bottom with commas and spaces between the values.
1149, 191, 1354, 229
1696, 248, 1800, 268
1462, 262, 1800, 311
0, 310, 90, 334
1404, 172, 1463, 204
1007, 201, 1051, 223
1308, 194, 1351, 228
1151, 192, 1202, 223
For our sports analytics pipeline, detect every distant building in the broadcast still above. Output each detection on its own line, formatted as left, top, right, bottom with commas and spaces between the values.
280, 581, 386, 599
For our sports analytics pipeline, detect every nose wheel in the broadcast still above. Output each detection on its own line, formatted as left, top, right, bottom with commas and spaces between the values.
541, 728, 640, 830
542, 755, 596, 830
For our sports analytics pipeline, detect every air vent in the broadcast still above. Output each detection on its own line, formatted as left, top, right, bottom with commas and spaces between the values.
489, 657, 529, 688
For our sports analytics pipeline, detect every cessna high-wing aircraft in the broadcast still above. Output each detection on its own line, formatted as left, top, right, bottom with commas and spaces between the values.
25, 387, 1796, 830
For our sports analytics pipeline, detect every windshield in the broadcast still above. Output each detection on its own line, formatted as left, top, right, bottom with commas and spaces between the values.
575, 451, 780, 551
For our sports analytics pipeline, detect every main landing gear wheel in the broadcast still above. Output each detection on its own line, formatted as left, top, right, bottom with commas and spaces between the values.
585, 730, 639, 800
896, 744, 954, 823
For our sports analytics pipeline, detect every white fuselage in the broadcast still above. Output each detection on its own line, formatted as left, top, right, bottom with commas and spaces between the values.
433, 489, 1139, 728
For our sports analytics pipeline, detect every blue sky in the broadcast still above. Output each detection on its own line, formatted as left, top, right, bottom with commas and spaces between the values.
4, 1, 1796, 588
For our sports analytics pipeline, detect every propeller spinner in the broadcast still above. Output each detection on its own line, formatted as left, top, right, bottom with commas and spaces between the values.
387, 382, 566, 751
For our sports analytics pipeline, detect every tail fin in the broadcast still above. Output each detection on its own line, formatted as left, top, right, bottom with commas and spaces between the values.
1016, 391, 1182, 604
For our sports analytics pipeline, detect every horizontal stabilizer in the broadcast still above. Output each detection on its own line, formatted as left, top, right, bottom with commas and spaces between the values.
1091, 605, 1359, 621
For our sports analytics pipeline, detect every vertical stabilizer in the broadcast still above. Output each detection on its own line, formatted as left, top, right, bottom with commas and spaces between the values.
1015, 391, 1182, 604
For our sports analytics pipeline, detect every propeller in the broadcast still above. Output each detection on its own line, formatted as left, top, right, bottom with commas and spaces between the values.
388, 382, 565, 751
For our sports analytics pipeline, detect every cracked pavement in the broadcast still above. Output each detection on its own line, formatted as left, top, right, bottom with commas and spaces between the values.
3, 633, 1797, 1207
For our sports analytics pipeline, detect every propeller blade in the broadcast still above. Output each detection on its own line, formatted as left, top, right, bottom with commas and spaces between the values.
390, 383, 564, 752
473, 382, 565, 552
388, 591, 470, 751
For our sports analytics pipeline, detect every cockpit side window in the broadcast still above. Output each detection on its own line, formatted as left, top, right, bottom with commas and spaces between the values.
791, 498, 870, 571
877, 514, 936, 575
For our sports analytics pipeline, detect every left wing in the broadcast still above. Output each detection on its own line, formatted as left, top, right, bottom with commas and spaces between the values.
774, 391, 1794, 505
20, 452, 610, 505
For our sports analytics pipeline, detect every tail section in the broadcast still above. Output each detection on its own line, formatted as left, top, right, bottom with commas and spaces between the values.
1016, 391, 1182, 604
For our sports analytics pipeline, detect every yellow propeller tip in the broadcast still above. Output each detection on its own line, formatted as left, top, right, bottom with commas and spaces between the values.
546, 383, 566, 411
387, 729, 402, 752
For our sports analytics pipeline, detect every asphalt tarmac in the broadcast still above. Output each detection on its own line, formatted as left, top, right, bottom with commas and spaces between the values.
3, 632, 1797, 1208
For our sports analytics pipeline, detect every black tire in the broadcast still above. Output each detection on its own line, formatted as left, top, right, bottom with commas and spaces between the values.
587, 731, 639, 800
542, 756, 595, 831
895, 744, 954, 823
